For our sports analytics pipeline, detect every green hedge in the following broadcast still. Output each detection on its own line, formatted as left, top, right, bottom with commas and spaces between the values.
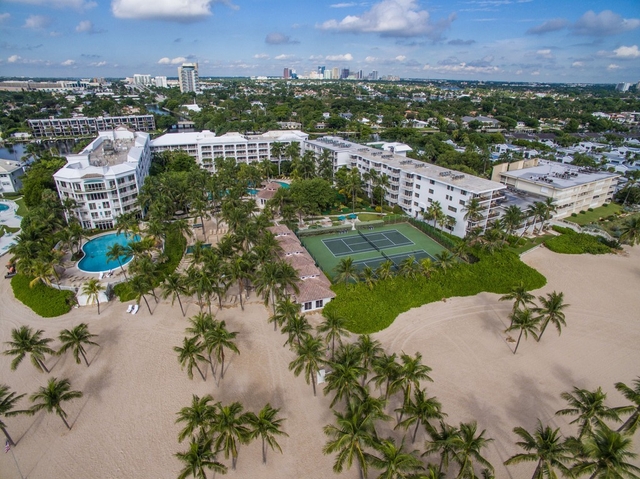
324, 250, 546, 334
297, 224, 351, 237
11, 274, 75, 317
113, 227, 187, 302
545, 227, 611, 255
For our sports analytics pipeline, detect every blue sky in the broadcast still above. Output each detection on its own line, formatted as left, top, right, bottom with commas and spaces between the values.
0, 0, 639, 83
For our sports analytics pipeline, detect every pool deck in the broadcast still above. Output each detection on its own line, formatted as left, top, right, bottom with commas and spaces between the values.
0, 199, 22, 256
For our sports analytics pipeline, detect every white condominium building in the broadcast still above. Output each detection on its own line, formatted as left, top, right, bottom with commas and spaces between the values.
53, 127, 152, 230
0, 159, 25, 194
492, 159, 619, 217
178, 63, 200, 93
305, 137, 506, 238
150, 130, 308, 171
28, 115, 156, 138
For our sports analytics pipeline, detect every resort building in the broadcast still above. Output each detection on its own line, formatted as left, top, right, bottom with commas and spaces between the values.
178, 63, 200, 93
304, 136, 506, 238
267, 225, 335, 312
150, 130, 308, 171
492, 159, 620, 217
28, 115, 156, 138
53, 127, 152, 230
0, 159, 25, 194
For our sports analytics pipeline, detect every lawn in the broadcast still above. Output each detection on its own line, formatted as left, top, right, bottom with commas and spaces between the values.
11, 274, 75, 317
508, 234, 555, 255
563, 203, 622, 226
15, 197, 28, 217
358, 213, 384, 222
324, 250, 547, 334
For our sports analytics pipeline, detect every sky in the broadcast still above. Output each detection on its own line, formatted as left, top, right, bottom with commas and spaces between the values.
0, 0, 639, 84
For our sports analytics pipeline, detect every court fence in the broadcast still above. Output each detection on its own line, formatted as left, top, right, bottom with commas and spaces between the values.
407, 218, 459, 250
297, 224, 351, 237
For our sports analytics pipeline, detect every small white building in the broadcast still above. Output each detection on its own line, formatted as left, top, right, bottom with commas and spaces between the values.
53, 127, 152, 229
0, 159, 25, 194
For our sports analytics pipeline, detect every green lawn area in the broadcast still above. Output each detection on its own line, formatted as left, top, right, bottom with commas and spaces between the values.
11, 274, 75, 317
324, 250, 547, 334
358, 213, 384, 222
563, 203, 622, 226
508, 234, 555, 255
15, 197, 28, 217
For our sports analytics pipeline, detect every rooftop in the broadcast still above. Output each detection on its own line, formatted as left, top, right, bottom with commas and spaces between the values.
500, 160, 619, 189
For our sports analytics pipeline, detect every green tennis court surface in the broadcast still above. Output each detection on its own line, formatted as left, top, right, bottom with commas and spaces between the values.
299, 222, 450, 281
322, 229, 413, 257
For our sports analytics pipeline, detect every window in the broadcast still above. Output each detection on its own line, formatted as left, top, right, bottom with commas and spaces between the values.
428, 189, 434, 194
414, 193, 419, 198
461, 190, 467, 196
304, 302, 312, 311
315, 300, 323, 308
448, 206, 457, 212
102, 202, 110, 208
89, 203, 96, 210
447, 185, 453, 191
415, 184, 421, 189
413, 201, 419, 206
91, 212, 99, 219
459, 200, 466, 206
429, 180, 435, 185
446, 195, 452, 201
428, 198, 433, 203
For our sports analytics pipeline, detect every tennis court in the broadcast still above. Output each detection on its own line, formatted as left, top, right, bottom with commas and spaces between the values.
322, 229, 413, 257
299, 222, 450, 281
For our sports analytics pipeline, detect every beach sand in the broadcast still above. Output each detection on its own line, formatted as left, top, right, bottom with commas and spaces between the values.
1, 246, 639, 478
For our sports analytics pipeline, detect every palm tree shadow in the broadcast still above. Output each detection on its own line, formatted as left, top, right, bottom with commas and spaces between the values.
16, 409, 46, 446
90, 326, 121, 366
82, 366, 112, 403
504, 375, 558, 428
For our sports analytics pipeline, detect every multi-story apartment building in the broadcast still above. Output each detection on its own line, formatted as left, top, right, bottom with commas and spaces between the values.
304, 137, 506, 237
178, 63, 200, 93
492, 159, 619, 217
53, 127, 152, 230
150, 130, 308, 171
0, 159, 25, 194
28, 115, 155, 138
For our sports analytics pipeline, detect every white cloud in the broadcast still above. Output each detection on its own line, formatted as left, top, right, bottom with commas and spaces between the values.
6, 0, 96, 9
253, 53, 269, 59
111, 0, 237, 22
331, 2, 358, 7
613, 45, 640, 59
422, 62, 500, 74
318, 0, 456, 40
536, 49, 554, 59
308, 55, 324, 61
325, 53, 353, 61
573, 10, 640, 36
158, 56, 187, 64
23, 15, 51, 29
395, 55, 406, 61
526, 18, 568, 35
607, 63, 621, 70
61, 59, 75, 66
265, 32, 299, 45
0, 13, 11, 23
572, 61, 584, 67
365, 56, 378, 62
90, 61, 107, 66
274, 54, 296, 60
75, 20, 92, 32
8, 55, 21, 63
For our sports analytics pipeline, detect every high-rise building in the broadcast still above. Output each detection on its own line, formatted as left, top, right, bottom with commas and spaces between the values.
283, 67, 291, 79
332, 67, 339, 80
178, 63, 200, 93
615, 82, 631, 92
371, 70, 379, 81
317, 66, 325, 75
340, 68, 350, 79
154, 76, 168, 88
133, 74, 152, 86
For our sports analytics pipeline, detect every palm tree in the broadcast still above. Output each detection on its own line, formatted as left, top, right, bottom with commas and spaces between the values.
620, 217, 640, 246
0, 384, 28, 446
270, 141, 285, 175
396, 388, 445, 444
317, 309, 351, 360
539, 198, 557, 233
434, 251, 456, 271
269, 297, 300, 332
335, 257, 358, 286
359, 266, 377, 290
129, 273, 154, 314
106, 242, 129, 280
502, 205, 524, 236
499, 281, 536, 324
398, 256, 420, 279
462, 197, 485, 229
228, 253, 252, 311
452, 421, 494, 479
369, 436, 424, 479
29, 377, 83, 430
175, 336, 207, 381
615, 378, 640, 433
504, 421, 572, 479
289, 335, 326, 397
207, 320, 239, 380
176, 394, 219, 443
323, 401, 378, 479
354, 334, 383, 386
571, 425, 640, 479
506, 308, 539, 354
4, 325, 55, 373
247, 403, 288, 464
376, 260, 396, 281
390, 352, 433, 422
281, 314, 312, 350
425, 201, 444, 229
324, 350, 366, 408
254, 261, 299, 314
370, 352, 401, 399
211, 401, 251, 470
556, 387, 625, 439
82, 278, 105, 315
176, 434, 228, 479
161, 272, 189, 317
533, 291, 569, 342
423, 421, 461, 475
57, 323, 99, 367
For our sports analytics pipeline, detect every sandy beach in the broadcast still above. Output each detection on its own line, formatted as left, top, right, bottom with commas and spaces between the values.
1, 245, 639, 478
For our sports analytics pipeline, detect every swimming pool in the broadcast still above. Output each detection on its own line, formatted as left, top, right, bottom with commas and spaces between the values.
77, 233, 141, 273
0, 203, 9, 212
276, 181, 290, 189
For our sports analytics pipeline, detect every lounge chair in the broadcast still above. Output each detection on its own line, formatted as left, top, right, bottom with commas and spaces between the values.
126, 304, 133, 313
131, 304, 139, 315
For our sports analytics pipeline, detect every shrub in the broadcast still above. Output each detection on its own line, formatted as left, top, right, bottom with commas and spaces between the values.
588, 208, 594, 212
545, 228, 611, 255
571, 213, 578, 217
580, 210, 586, 214
324, 250, 546, 334
11, 274, 75, 317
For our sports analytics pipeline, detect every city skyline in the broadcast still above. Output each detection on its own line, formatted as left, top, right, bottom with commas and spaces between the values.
0, 0, 639, 84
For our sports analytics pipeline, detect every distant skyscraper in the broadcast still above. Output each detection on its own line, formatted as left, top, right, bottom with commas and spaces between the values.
318, 66, 325, 75
615, 82, 631, 92
178, 63, 200, 93
133, 74, 152, 86
340, 68, 350, 79
371, 70, 379, 81
332, 67, 339, 79
283, 67, 291, 79
154, 76, 168, 88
